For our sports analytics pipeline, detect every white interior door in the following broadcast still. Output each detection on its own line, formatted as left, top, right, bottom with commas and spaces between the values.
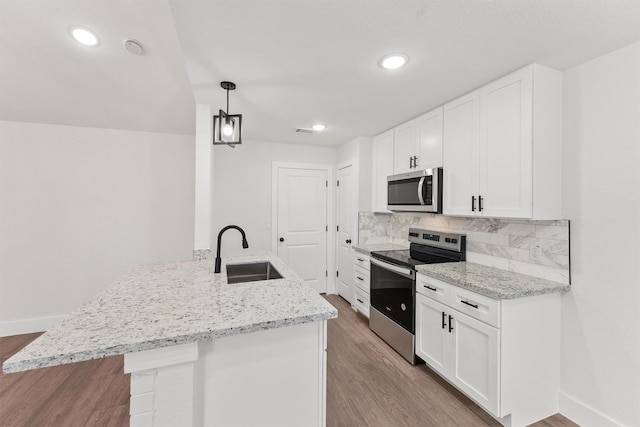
275, 166, 328, 293
336, 163, 355, 303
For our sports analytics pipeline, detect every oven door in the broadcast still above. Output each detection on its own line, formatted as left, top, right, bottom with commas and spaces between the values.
370, 257, 415, 333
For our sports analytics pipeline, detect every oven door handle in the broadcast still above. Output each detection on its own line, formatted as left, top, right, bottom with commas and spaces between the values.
370, 257, 414, 279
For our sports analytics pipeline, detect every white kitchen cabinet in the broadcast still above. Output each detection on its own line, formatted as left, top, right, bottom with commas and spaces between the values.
442, 91, 480, 216
416, 291, 500, 415
415, 294, 449, 378
443, 64, 562, 219
352, 252, 370, 317
416, 273, 561, 427
393, 107, 443, 174
449, 307, 500, 415
393, 119, 418, 173
416, 107, 444, 170
371, 130, 394, 212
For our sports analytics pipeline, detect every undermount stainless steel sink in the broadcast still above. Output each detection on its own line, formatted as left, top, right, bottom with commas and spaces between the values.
226, 262, 283, 284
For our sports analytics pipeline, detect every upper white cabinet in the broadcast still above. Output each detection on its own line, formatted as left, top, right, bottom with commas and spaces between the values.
443, 64, 562, 219
393, 120, 418, 173
442, 91, 480, 216
416, 107, 444, 170
371, 130, 394, 212
393, 107, 444, 174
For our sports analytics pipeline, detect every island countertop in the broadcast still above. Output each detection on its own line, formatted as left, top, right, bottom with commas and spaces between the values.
3, 254, 337, 374
415, 262, 570, 300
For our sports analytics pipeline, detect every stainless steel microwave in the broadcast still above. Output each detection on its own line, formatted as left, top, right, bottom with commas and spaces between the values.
387, 168, 443, 213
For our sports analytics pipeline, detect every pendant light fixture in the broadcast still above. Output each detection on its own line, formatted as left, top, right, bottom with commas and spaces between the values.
213, 81, 243, 147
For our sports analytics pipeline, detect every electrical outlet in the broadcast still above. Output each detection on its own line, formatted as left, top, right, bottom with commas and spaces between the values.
530, 244, 542, 261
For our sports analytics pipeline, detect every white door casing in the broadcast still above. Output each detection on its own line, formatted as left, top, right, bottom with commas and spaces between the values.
272, 163, 330, 293
336, 162, 356, 303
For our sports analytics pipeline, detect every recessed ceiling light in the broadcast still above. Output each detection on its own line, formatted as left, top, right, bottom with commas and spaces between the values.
312, 124, 326, 132
71, 27, 99, 47
379, 53, 409, 70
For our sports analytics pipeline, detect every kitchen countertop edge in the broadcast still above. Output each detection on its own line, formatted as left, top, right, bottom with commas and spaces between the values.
415, 262, 570, 300
352, 243, 407, 254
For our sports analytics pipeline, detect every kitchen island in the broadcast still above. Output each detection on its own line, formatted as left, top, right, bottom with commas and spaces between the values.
3, 254, 337, 426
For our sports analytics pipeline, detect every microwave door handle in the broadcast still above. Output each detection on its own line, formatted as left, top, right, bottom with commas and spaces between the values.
417, 177, 425, 205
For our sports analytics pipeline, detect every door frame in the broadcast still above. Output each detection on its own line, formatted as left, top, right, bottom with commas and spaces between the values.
271, 162, 335, 294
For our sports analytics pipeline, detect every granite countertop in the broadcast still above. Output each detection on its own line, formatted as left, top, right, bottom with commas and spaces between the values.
352, 242, 407, 254
415, 262, 570, 300
3, 253, 337, 374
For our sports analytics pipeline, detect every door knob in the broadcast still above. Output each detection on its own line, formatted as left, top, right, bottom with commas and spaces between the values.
279, 237, 284, 242
346, 239, 352, 244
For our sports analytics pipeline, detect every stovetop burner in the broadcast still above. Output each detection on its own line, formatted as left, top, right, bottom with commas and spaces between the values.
370, 228, 466, 269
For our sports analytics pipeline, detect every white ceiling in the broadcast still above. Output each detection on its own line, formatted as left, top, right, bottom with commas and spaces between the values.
1, 1, 638, 144
0, 0, 195, 135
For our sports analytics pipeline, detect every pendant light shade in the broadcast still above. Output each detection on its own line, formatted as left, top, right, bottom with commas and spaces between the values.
213, 81, 242, 147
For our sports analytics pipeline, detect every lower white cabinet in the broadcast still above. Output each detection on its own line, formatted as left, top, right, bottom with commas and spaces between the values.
352, 253, 370, 318
416, 273, 561, 427
416, 293, 499, 414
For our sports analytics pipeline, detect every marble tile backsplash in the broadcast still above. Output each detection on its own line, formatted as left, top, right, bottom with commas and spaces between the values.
358, 212, 570, 284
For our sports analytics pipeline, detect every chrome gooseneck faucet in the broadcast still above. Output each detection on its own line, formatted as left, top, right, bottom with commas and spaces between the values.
214, 225, 249, 273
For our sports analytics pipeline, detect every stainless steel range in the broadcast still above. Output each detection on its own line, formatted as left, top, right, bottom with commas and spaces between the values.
369, 228, 466, 364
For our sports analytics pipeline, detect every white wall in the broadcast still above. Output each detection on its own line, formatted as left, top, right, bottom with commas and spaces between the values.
211, 140, 336, 256
561, 42, 640, 426
336, 136, 372, 211
0, 121, 195, 335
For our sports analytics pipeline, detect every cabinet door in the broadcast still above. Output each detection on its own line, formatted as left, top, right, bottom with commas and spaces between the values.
449, 309, 500, 416
371, 130, 395, 212
415, 294, 449, 378
479, 67, 533, 218
416, 107, 443, 169
393, 120, 418, 174
443, 91, 480, 216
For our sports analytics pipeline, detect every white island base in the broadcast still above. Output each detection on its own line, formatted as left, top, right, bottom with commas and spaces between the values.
125, 320, 327, 427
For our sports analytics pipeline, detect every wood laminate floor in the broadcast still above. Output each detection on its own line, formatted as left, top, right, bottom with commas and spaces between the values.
0, 295, 578, 426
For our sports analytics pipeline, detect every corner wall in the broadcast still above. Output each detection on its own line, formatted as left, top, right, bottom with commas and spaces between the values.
0, 121, 195, 336
211, 140, 336, 256
560, 42, 640, 426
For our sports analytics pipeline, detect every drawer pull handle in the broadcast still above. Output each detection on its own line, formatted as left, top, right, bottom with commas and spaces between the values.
461, 300, 479, 309
357, 276, 364, 281
449, 315, 454, 333
357, 299, 364, 304
357, 258, 364, 262
424, 285, 437, 292
441, 311, 447, 329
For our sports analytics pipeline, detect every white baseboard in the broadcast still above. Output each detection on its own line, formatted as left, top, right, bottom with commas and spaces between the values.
0, 315, 66, 337
559, 391, 623, 427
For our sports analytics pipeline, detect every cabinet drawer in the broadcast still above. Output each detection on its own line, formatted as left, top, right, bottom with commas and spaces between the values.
449, 286, 500, 328
416, 274, 450, 305
353, 288, 370, 318
354, 253, 370, 270
353, 265, 370, 292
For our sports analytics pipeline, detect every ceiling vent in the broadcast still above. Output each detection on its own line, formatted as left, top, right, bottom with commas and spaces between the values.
295, 128, 316, 134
